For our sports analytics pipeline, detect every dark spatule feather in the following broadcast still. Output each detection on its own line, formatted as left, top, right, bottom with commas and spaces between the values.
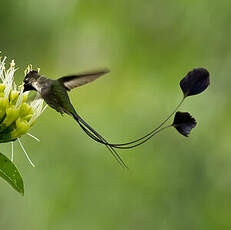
180, 68, 210, 97
172, 112, 197, 137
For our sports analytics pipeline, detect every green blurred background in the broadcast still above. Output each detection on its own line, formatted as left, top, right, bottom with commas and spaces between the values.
0, 0, 230, 229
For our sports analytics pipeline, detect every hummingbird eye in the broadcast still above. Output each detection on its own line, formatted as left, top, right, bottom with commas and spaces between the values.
24, 77, 29, 84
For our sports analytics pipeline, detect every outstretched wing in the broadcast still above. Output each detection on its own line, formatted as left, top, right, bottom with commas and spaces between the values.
58, 69, 110, 91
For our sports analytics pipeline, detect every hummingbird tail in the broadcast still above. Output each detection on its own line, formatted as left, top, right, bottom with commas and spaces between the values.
71, 112, 128, 169
74, 113, 170, 150
72, 110, 169, 151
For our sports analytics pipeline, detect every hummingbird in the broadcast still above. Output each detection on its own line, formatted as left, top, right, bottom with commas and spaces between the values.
23, 69, 165, 168
23, 69, 128, 168
22, 67, 207, 168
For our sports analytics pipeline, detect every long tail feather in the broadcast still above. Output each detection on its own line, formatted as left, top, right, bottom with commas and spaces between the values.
71, 108, 171, 151
72, 112, 128, 169
75, 98, 185, 149
73, 112, 169, 150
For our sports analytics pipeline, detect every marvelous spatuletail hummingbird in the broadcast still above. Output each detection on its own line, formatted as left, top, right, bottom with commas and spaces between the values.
23, 69, 130, 168
23, 68, 209, 168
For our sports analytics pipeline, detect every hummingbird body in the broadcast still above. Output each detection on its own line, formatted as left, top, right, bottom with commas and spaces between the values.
40, 79, 75, 115
23, 69, 128, 168
24, 73, 74, 115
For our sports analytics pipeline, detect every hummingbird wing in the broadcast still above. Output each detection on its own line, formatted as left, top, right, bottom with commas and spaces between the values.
58, 69, 110, 91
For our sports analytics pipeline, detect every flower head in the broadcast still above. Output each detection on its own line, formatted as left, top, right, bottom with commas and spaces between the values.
0, 57, 44, 143
0, 55, 45, 166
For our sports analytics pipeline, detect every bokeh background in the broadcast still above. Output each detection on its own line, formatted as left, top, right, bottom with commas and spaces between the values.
0, 0, 230, 229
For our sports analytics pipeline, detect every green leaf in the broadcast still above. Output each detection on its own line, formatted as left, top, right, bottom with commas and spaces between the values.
0, 152, 24, 195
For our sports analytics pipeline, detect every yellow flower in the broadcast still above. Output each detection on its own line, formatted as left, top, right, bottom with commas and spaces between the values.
0, 55, 46, 167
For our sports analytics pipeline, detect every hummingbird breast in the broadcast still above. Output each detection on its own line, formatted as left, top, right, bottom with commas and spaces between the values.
41, 80, 73, 115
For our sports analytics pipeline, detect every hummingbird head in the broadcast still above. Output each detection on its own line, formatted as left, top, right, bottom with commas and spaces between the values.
23, 70, 40, 92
